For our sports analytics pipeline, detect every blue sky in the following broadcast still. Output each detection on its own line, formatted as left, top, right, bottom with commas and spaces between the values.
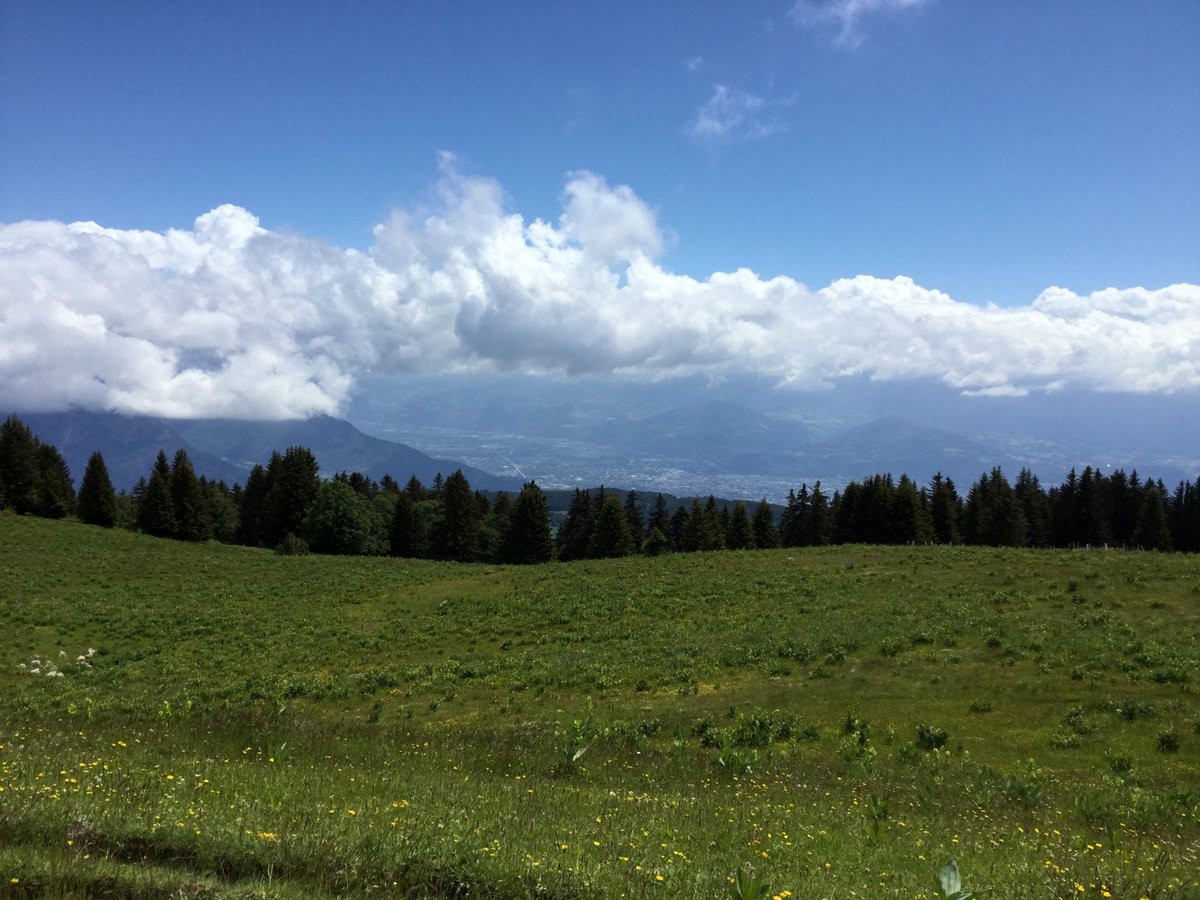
3, 1, 1197, 306
1, 1, 1198, 422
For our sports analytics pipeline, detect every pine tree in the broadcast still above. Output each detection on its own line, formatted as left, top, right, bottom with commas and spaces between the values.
778, 488, 799, 547
556, 489, 594, 562
0, 415, 42, 514
137, 453, 176, 538
405, 475, 427, 501
36, 443, 75, 518
263, 446, 320, 548
389, 492, 430, 558
484, 491, 513, 563
237, 463, 271, 546
668, 505, 689, 551
77, 451, 117, 527
586, 493, 634, 558
1132, 486, 1172, 551
751, 498, 779, 549
806, 481, 831, 546
503, 481, 554, 564
1014, 468, 1051, 547
623, 491, 644, 552
431, 469, 482, 562
646, 493, 671, 546
725, 501, 756, 549
929, 473, 959, 544
170, 449, 209, 540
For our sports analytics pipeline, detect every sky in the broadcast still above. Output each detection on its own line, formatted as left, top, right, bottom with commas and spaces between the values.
1, 1, 1198, 420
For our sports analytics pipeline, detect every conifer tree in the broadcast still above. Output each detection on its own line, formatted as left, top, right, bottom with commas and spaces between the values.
431, 469, 482, 562
1132, 486, 1172, 551
389, 491, 429, 557
36, 443, 75, 518
170, 449, 208, 540
556, 489, 594, 562
0, 415, 42, 514
405, 475, 426, 501
806, 481, 831, 546
586, 492, 634, 558
485, 490, 513, 562
646, 493, 671, 546
503, 481, 554, 564
725, 501, 756, 549
263, 446, 320, 548
77, 451, 117, 527
929, 473, 960, 544
137, 452, 176, 538
752, 498, 779, 549
237, 463, 270, 546
623, 490, 644, 552
668, 505, 689, 551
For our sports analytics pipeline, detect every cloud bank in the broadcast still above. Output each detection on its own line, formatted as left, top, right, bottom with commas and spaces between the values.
2, 156, 1198, 419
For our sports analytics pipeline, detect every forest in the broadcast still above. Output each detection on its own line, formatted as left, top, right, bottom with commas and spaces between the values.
1, 412, 1197, 562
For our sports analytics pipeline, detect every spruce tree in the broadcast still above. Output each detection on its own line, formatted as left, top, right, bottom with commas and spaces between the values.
646, 493, 671, 546
389, 491, 430, 557
503, 481, 554, 564
725, 501, 756, 549
170, 449, 209, 540
263, 447, 320, 548
929, 473, 960, 544
237, 464, 270, 546
137, 454, 176, 538
77, 451, 117, 527
0, 415, 42, 514
1132, 486, 1172, 551
586, 493, 634, 558
623, 491, 644, 552
751, 498, 779, 549
431, 470, 482, 562
556, 489, 594, 562
36, 443, 75, 518
806, 481, 831, 546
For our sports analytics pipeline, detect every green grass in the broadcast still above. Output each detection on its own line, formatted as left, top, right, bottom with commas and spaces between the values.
1, 512, 1198, 898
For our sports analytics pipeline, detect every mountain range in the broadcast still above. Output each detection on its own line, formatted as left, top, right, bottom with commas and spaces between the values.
15, 410, 523, 492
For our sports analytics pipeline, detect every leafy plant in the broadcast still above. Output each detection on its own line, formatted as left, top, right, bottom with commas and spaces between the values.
936, 858, 978, 899
726, 864, 770, 900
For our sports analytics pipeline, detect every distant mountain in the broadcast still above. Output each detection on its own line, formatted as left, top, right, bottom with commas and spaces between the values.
800, 416, 1022, 486
346, 374, 1200, 500
15, 410, 523, 492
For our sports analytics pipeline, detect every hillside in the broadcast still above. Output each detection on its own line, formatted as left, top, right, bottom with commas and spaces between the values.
1, 514, 1197, 897
15, 410, 523, 491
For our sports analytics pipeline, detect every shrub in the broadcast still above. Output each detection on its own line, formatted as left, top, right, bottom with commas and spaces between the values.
1156, 728, 1180, 753
916, 723, 949, 751
275, 532, 309, 555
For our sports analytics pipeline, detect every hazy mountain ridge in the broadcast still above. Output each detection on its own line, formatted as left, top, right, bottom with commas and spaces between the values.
15, 411, 523, 492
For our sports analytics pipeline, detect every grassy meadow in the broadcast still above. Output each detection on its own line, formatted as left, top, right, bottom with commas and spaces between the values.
1, 512, 1198, 898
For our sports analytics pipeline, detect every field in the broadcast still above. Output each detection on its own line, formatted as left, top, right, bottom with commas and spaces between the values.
1, 513, 1198, 898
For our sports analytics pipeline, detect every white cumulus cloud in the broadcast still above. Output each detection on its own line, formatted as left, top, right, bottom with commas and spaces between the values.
1, 158, 1197, 419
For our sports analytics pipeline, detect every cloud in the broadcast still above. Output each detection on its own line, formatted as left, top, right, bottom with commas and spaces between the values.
687, 85, 787, 144
2, 159, 1198, 419
790, 0, 929, 47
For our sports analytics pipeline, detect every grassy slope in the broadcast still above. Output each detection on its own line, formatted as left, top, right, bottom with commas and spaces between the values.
0, 512, 1197, 898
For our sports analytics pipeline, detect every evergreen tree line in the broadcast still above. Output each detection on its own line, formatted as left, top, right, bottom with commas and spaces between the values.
3, 413, 1200, 558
